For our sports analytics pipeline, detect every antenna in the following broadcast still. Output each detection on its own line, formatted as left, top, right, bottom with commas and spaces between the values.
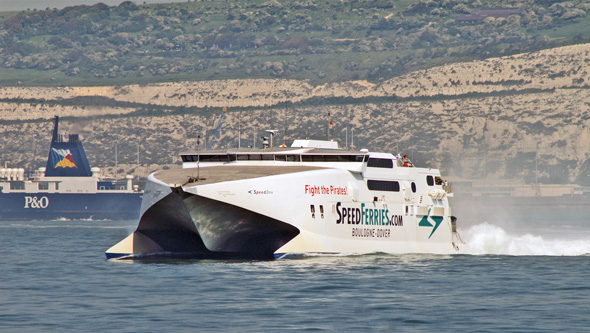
266, 130, 278, 148
238, 111, 241, 149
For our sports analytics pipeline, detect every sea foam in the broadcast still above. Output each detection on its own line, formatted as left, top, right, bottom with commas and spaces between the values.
460, 222, 590, 256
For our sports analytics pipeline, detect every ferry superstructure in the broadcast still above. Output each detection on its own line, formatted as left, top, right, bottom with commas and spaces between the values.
0, 116, 142, 220
106, 137, 460, 259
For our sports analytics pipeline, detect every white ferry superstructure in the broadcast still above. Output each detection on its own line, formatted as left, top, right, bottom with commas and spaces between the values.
106, 139, 460, 259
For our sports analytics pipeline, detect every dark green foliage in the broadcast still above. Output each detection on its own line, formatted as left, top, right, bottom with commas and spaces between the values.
0, 0, 588, 85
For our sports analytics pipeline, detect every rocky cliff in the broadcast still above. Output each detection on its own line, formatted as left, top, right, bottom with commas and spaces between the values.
1, 44, 589, 184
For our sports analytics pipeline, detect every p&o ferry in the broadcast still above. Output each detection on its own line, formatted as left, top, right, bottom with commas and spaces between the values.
0, 116, 142, 221
106, 133, 460, 259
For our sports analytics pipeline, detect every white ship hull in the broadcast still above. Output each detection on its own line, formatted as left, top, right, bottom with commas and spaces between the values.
107, 141, 460, 259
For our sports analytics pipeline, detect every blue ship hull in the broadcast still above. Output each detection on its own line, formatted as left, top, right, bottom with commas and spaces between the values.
0, 192, 142, 220
1, 117, 143, 221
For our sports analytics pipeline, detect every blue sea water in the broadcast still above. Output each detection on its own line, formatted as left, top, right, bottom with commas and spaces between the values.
1, 214, 590, 332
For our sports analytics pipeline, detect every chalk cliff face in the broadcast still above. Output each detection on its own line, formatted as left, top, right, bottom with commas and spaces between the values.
1, 44, 589, 185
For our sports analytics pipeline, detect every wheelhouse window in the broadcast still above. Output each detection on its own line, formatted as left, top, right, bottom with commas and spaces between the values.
367, 158, 393, 168
367, 180, 400, 192
38, 182, 49, 190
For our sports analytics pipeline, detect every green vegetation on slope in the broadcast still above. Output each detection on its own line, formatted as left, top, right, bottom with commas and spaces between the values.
1, 0, 589, 86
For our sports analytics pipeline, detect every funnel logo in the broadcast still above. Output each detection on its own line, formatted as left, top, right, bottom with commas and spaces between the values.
52, 148, 77, 168
419, 215, 443, 239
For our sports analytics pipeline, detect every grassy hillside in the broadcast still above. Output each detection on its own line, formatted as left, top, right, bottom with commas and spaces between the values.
1, 0, 589, 85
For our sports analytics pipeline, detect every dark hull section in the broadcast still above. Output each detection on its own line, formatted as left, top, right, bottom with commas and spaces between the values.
0, 193, 142, 220
129, 191, 300, 260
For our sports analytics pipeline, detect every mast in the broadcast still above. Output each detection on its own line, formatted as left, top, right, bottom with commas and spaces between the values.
51, 116, 59, 143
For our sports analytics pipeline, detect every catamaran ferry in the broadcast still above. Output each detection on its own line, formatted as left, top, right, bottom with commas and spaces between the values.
106, 135, 460, 259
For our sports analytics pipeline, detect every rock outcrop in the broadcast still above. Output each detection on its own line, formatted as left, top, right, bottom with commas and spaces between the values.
1, 44, 589, 184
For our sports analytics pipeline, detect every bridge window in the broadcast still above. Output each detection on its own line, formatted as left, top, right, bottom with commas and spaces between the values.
38, 182, 49, 190
367, 158, 393, 168
367, 180, 400, 192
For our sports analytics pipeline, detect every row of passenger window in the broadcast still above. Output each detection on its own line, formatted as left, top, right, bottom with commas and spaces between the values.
181, 154, 367, 163
182, 155, 412, 168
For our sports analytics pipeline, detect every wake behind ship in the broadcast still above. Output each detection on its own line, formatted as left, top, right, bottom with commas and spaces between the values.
0, 116, 142, 220
107, 135, 461, 260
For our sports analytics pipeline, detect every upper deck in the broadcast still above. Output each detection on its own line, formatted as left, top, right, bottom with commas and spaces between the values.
151, 139, 451, 198
179, 146, 420, 172
181, 146, 366, 164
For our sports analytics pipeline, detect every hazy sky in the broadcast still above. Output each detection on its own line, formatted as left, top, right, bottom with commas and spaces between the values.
1, 0, 185, 12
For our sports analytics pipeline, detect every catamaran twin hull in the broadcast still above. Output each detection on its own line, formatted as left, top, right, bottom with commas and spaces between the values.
106, 162, 460, 260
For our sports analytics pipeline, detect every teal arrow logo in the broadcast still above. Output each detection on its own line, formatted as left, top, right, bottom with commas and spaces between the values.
419, 215, 443, 239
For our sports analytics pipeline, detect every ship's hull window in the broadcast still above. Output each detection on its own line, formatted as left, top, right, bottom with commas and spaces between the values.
426, 175, 434, 186
367, 158, 393, 168
10, 182, 25, 190
367, 180, 400, 192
